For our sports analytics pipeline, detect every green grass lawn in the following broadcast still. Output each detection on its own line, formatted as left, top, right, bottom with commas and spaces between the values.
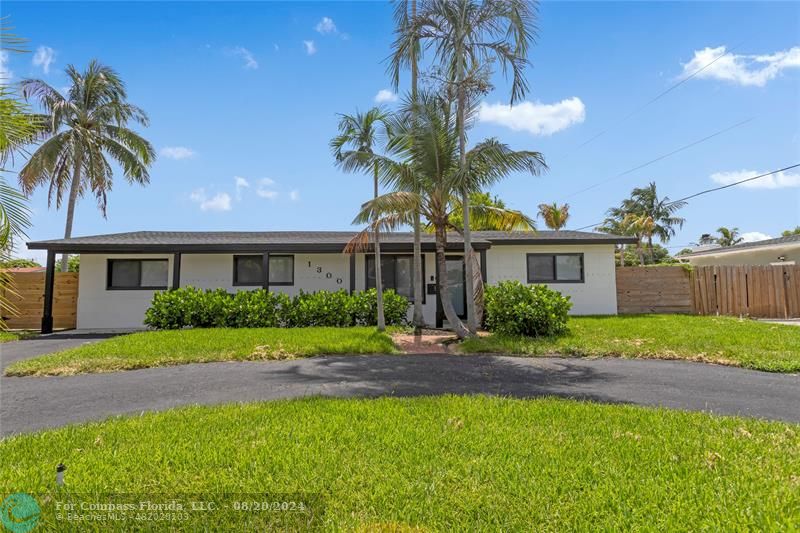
461, 315, 800, 373
0, 330, 35, 343
0, 396, 797, 530
4, 327, 396, 377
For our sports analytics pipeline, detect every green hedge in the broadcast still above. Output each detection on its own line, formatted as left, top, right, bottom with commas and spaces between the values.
484, 281, 572, 337
144, 287, 409, 330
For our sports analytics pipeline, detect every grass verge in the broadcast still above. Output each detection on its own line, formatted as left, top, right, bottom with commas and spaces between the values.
5, 327, 396, 376
460, 315, 800, 373
0, 396, 797, 530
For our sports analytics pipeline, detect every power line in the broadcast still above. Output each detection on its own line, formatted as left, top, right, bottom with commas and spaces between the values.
561, 117, 755, 201
558, 42, 744, 157
570, 163, 800, 232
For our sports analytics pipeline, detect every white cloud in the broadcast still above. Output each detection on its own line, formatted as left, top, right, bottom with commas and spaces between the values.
740, 231, 772, 243
303, 40, 317, 56
710, 169, 800, 190
231, 46, 258, 69
273, 43, 279, 52
256, 188, 278, 200
315, 17, 337, 35
681, 45, 800, 87
160, 146, 196, 160
258, 177, 275, 186
234, 176, 250, 200
289, 190, 300, 201
190, 189, 232, 212
374, 89, 398, 103
478, 97, 586, 136
32, 45, 56, 74
0, 51, 12, 81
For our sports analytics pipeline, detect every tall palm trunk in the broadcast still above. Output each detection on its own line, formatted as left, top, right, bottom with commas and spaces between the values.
61, 148, 83, 272
410, 0, 425, 330
619, 245, 625, 267
455, 41, 477, 335
435, 223, 469, 338
373, 162, 386, 331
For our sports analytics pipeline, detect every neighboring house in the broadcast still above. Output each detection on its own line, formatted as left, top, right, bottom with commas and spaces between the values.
28, 230, 636, 332
679, 235, 800, 267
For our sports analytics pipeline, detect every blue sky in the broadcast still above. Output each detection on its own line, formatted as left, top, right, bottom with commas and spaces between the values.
3, 1, 799, 262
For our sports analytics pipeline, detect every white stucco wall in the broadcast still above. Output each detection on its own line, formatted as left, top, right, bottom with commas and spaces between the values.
76, 245, 617, 329
485, 244, 618, 315
77, 253, 174, 329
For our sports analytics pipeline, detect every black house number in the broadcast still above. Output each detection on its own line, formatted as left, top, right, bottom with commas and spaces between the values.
308, 262, 343, 284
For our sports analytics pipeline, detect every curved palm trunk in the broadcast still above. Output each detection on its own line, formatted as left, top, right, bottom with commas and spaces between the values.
373, 163, 385, 331
435, 223, 469, 338
455, 53, 477, 335
61, 149, 83, 272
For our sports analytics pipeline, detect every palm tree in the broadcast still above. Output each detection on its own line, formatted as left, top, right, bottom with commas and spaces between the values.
450, 192, 531, 231
622, 213, 655, 265
345, 93, 544, 338
331, 107, 392, 331
0, 18, 35, 325
716, 226, 743, 247
538, 202, 570, 231
413, 0, 537, 334
617, 182, 685, 262
20, 60, 155, 271
389, 0, 425, 329
596, 216, 631, 267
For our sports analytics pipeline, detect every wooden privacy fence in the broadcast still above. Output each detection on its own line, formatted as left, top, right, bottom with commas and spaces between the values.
692, 265, 800, 319
616, 266, 693, 314
616, 265, 800, 319
0, 272, 78, 330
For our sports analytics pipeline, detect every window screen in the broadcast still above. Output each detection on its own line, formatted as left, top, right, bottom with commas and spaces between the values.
526, 254, 584, 283
366, 255, 423, 302
108, 259, 168, 289
234, 255, 294, 286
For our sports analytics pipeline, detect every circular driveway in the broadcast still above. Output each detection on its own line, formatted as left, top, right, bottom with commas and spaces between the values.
1, 336, 798, 436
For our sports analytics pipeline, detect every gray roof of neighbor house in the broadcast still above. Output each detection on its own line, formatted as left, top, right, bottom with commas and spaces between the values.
27, 230, 636, 253
680, 234, 800, 258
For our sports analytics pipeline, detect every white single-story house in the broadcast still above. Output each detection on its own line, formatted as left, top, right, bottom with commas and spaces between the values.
28, 230, 636, 332
679, 234, 800, 267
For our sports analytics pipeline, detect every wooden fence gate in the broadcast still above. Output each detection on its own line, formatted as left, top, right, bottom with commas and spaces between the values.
691, 265, 800, 319
0, 272, 78, 330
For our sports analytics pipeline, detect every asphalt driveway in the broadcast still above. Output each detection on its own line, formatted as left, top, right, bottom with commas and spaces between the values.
2, 337, 798, 436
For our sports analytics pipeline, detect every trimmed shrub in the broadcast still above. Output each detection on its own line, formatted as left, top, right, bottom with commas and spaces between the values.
484, 281, 572, 337
350, 288, 409, 326
224, 289, 290, 328
283, 290, 354, 328
144, 286, 409, 330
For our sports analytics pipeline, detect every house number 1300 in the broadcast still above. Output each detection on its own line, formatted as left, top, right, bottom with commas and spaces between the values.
308, 262, 343, 285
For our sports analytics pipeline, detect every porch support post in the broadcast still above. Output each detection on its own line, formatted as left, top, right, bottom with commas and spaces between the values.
172, 253, 181, 289
479, 249, 487, 282
435, 255, 443, 328
262, 252, 270, 291
41, 249, 56, 334
349, 254, 356, 295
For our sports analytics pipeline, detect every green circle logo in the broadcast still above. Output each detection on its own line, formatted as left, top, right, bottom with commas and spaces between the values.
0, 493, 40, 533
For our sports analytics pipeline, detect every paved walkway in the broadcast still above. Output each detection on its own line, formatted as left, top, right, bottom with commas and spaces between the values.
2, 337, 798, 435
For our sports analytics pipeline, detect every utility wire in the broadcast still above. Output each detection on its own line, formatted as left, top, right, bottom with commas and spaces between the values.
570, 163, 800, 232
558, 42, 744, 157
561, 117, 755, 200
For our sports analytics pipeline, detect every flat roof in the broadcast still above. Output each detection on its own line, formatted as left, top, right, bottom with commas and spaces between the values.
27, 230, 636, 253
680, 234, 800, 258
